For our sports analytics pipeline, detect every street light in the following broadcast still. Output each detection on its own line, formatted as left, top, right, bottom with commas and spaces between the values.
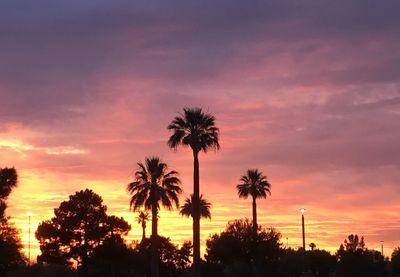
299, 208, 305, 251
27, 211, 32, 266
380, 241, 384, 257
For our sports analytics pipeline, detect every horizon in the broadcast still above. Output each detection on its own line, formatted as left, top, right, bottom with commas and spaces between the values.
1, 0, 399, 264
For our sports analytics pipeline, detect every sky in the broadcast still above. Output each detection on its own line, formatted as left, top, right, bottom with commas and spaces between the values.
1, 0, 400, 261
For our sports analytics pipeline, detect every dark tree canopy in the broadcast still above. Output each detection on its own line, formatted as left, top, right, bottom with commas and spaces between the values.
0, 217, 26, 273
336, 234, 385, 277
341, 234, 365, 252
0, 167, 26, 273
205, 218, 281, 276
277, 248, 336, 277
134, 236, 192, 276
392, 247, 400, 276
35, 189, 130, 268
0, 167, 18, 217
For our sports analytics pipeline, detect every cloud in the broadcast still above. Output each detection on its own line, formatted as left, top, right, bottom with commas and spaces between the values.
1, 0, 400, 126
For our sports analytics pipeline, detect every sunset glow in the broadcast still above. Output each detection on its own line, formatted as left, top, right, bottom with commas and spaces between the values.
1, 1, 399, 265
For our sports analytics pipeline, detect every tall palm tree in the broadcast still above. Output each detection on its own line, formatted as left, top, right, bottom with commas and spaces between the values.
180, 194, 211, 220
236, 169, 271, 233
137, 211, 149, 241
127, 157, 182, 277
168, 107, 220, 277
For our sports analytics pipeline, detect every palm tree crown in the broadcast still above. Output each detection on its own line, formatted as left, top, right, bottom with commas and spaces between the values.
137, 211, 149, 225
167, 107, 220, 153
237, 169, 271, 200
127, 157, 182, 212
180, 194, 211, 220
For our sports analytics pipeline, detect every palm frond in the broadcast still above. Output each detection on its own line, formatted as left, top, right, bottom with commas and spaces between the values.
127, 156, 183, 216
167, 107, 220, 153
236, 169, 271, 200
179, 194, 212, 220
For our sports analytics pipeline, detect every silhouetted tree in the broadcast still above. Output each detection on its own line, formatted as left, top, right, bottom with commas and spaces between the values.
127, 157, 182, 277
0, 167, 26, 273
205, 218, 281, 276
35, 189, 130, 273
168, 107, 220, 277
336, 234, 385, 277
342, 234, 365, 251
277, 248, 336, 277
0, 167, 18, 217
276, 248, 304, 277
307, 249, 336, 277
134, 236, 192, 277
0, 217, 26, 273
137, 211, 149, 241
390, 247, 400, 277
392, 247, 400, 276
309, 242, 316, 251
180, 194, 211, 220
236, 169, 271, 233
91, 235, 143, 276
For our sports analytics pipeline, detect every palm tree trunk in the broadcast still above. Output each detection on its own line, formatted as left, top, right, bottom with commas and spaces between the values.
82, 218, 88, 276
151, 205, 159, 277
142, 222, 146, 241
193, 150, 201, 277
252, 195, 257, 234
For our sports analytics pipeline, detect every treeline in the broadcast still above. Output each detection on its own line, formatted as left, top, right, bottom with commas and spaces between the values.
1, 183, 400, 277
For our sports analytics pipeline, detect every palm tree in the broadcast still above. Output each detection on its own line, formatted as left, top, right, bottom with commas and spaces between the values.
236, 169, 271, 233
180, 194, 211, 220
137, 211, 149, 241
167, 107, 220, 277
127, 157, 182, 277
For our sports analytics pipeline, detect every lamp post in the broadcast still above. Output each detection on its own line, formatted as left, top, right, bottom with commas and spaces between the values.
380, 241, 384, 257
27, 211, 32, 266
300, 208, 305, 252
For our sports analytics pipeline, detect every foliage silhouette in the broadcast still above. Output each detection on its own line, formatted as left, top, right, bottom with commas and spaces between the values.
205, 218, 281, 277
127, 156, 182, 277
134, 236, 192, 276
137, 211, 149, 241
35, 189, 130, 273
0, 167, 26, 273
392, 247, 400, 276
236, 169, 271, 233
0, 167, 18, 217
180, 194, 211, 220
90, 235, 143, 276
0, 217, 26, 273
277, 248, 336, 277
336, 234, 386, 277
168, 107, 220, 277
